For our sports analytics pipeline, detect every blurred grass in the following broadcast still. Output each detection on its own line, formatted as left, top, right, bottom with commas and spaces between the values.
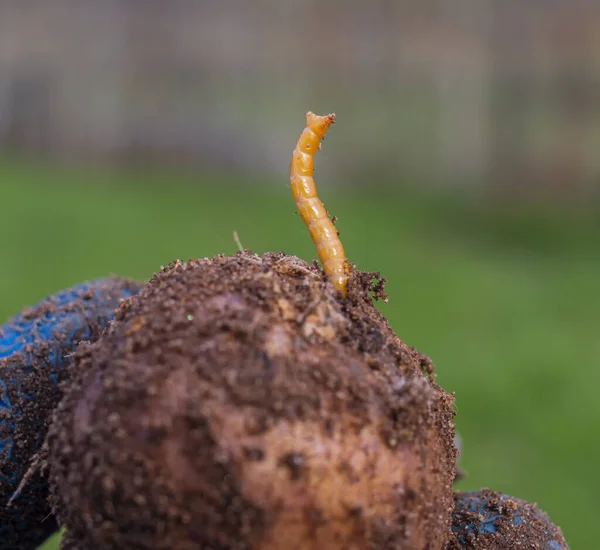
0, 154, 596, 550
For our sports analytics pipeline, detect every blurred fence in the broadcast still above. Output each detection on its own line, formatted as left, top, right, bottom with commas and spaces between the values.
1, 0, 600, 192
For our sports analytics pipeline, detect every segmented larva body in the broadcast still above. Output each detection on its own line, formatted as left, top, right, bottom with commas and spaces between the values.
290, 112, 350, 298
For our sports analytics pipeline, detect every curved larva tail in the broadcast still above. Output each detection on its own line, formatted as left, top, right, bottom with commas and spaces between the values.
290, 111, 351, 298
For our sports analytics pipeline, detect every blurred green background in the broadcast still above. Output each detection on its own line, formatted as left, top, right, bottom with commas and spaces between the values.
2, 155, 597, 550
1, 1, 600, 549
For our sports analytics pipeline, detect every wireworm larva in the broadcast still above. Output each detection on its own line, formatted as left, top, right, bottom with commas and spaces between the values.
290, 112, 350, 298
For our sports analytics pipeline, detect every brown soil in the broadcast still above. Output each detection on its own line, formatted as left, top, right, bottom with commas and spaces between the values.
47, 251, 457, 550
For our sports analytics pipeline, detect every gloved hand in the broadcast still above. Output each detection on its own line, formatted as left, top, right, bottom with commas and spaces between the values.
448, 489, 569, 549
0, 278, 140, 550
450, 437, 568, 548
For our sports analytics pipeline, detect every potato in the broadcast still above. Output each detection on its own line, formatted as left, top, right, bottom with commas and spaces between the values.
48, 252, 457, 549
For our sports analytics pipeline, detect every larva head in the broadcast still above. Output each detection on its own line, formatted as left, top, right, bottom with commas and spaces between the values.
305, 111, 335, 140
48, 252, 457, 550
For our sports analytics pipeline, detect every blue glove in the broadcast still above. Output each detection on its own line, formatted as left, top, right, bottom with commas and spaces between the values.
449, 489, 569, 549
0, 278, 140, 550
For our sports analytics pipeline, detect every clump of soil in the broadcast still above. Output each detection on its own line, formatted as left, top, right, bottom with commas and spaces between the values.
447, 489, 569, 549
60, 530, 87, 550
0, 277, 140, 550
48, 251, 457, 550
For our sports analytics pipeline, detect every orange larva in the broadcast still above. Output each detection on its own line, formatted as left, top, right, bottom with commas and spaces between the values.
290, 111, 351, 298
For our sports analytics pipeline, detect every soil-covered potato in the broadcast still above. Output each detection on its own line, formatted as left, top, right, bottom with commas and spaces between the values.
0, 278, 140, 550
47, 252, 457, 550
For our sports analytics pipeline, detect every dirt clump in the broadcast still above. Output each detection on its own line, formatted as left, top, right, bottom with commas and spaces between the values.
48, 251, 457, 550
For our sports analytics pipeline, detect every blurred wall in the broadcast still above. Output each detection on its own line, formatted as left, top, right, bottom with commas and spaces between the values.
1, 0, 600, 191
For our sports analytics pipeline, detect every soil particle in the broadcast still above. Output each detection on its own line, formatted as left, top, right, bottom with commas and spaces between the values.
48, 252, 457, 550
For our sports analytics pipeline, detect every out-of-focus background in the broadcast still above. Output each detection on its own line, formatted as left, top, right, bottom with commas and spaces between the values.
0, 2, 597, 549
